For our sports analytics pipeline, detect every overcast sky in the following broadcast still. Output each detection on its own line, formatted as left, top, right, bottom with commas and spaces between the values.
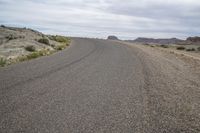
0, 0, 200, 39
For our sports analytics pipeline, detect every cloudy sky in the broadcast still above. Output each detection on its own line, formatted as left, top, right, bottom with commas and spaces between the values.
0, 0, 200, 39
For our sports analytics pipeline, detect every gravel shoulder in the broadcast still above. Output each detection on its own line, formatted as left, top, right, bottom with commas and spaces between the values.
122, 41, 200, 132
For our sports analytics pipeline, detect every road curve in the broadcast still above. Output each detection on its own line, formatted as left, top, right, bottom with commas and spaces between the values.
0, 38, 199, 132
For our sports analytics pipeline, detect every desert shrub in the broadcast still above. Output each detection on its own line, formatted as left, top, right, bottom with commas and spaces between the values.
25, 45, 36, 52
6, 34, 18, 40
55, 44, 67, 51
160, 45, 169, 48
176, 46, 185, 50
19, 49, 52, 62
186, 48, 196, 51
38, 49, 52, 56
38, 38, 50, 45
197, 47, 200, 51
26, 52, 40, 59
49, 35, 70, 43
0, 58, 6, 67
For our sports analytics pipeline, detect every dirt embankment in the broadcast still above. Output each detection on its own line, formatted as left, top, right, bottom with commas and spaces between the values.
0, 26, 70, 66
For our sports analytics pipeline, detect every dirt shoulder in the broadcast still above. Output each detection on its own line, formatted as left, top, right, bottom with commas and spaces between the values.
122, 41, 200, 132
154, 45, 200, 61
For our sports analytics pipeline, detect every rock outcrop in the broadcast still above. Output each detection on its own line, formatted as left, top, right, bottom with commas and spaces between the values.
186, 37, 200, 42
107, 36, 119, 40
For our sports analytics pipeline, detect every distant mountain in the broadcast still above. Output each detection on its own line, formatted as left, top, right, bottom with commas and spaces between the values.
177, 36, 200, 45
186, 36, 200, 42
127, 37, 183, 44
107, 35, 119, 40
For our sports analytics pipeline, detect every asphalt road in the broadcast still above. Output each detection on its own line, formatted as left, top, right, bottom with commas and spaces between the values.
0, 38, 199, 132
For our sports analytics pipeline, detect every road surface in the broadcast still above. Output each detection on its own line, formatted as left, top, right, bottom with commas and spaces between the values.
0, 38, 200, 132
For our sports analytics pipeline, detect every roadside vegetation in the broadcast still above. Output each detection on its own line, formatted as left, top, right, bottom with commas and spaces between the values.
19, 49, 53, 62
49, 35, 70, 50
0, 26, 71, 67
8, 36, 70, 67
0, 58, 6, 67
49, 35, 70, 43
15, 36, 71, 66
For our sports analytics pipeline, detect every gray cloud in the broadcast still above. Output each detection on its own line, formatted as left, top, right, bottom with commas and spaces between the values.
0, 0, 199, 39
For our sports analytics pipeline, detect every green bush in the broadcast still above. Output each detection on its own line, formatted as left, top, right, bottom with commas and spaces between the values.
0, 58, 6, 67
26, 52, 40, 59
176, 46, 185, 50
38, 38, 50, 45
25, 45, 36, 52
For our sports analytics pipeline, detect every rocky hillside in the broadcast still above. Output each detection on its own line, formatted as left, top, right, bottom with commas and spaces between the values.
127, 37, 183, 44
0, 25, 70, 66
